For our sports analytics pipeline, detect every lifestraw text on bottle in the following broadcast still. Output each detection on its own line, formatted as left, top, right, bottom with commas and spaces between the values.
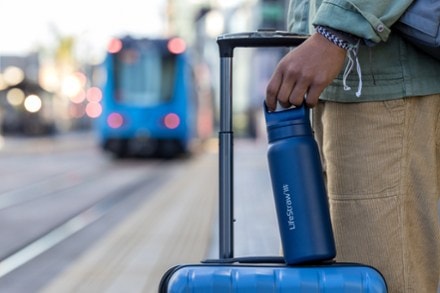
283, 184, 296, 230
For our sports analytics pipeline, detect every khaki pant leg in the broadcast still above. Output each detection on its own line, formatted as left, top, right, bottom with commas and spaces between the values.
313, 96, 440, 293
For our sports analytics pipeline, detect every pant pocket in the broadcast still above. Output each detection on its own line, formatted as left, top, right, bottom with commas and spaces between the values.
322, 101, 405, 199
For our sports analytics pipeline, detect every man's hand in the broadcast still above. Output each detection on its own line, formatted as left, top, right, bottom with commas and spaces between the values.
266, 32, 347, 110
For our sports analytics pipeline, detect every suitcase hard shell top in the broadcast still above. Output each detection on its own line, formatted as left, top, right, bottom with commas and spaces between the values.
160, 262, 387, 292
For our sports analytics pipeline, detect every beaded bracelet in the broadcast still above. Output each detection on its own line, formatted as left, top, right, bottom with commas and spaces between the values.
315, 25, 353, 50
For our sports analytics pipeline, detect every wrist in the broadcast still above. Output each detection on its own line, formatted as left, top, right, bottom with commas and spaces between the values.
315, 25, 360, 51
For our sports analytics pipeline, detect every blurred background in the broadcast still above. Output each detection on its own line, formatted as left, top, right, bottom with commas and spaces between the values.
0, 0, 289, 292
0, 0, 288, 140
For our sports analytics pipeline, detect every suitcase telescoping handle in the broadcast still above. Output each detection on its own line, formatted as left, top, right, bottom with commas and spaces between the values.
216, 31, 307, 259
217, 30, 308, 57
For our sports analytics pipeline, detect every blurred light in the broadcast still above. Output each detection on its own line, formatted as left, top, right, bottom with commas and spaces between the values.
85, 102, 102, 118
86, 87, 102, 102
61, 74, 83, 97
3, 66, 25, 86
24, 95, 42, 113
70, 89, 86, 104
6, 88, 25, 106
39, 65, 59, 92
107, 112, 124, 128
206, 11, 224, 38
108, 38, 123, 54
167, 38, 186, 54
163, 113, 180, 129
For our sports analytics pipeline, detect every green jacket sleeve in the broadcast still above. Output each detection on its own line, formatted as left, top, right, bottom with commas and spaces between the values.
311, 0, 413, 43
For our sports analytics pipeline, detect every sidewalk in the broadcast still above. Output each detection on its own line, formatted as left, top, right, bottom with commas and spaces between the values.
41, 139, 280, 293
206, 139, 280, 259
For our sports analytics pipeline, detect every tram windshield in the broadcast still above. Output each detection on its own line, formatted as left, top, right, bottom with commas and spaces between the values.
113, 44, 176, 106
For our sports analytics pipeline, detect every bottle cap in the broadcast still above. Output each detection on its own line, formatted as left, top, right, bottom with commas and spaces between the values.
264, 103, 312, 141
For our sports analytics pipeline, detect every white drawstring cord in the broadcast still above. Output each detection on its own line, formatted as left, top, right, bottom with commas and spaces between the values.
342, 40, 362, 97
316, 26, 363, 98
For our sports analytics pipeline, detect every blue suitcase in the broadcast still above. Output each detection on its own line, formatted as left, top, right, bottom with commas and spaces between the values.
159, 31, 387, 293
160, 260, 387, 292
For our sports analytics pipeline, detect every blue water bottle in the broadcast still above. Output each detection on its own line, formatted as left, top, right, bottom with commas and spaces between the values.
264, 103, 336, 265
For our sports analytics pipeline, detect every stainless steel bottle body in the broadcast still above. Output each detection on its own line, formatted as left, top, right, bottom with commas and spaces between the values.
265, 105, 336, 265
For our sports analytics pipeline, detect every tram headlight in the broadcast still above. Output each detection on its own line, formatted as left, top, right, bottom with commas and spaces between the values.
163, 113, 180, 129
107, 112, 124, 128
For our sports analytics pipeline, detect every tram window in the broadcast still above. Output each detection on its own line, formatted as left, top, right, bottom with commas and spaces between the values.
113, 48, 176, 106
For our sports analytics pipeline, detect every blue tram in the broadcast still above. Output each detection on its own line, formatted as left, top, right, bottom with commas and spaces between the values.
97, 36, 197, 158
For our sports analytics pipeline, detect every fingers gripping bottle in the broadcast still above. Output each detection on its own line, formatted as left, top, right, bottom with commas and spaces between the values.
264, 104, 336, 265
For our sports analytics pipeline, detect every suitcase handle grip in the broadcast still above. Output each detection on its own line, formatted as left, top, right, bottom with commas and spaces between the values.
217, 30, 308, 57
